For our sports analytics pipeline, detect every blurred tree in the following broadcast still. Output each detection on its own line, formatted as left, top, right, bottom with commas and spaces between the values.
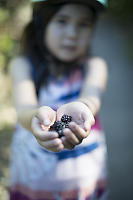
0, 0, 30, 72
109, 0, 133, 21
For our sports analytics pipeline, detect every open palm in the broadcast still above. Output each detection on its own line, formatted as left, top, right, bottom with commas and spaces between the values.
56, 102, 95, 150
57, 101, 95, 131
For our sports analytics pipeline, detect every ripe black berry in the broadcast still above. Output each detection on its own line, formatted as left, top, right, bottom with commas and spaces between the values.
61, 115, 72, 123
50, 121, 66, 138
50, 115, 72, 138
58, 129, 63, 138
65, 124, 69, 128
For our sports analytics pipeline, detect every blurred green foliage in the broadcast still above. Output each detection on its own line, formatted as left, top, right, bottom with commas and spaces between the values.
0, 8, 10, 23
0, 35, 14, 54
109, 0, 133, 22
0, 35, 15, 71
0, 0, 27, 72
0, 0, 133, 73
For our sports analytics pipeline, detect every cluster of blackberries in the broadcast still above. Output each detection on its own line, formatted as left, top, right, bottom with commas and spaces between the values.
50, 115, 72, 138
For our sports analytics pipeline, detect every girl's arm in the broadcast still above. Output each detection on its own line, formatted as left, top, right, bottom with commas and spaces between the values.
10, 56, 38, 132
56, 57, 108, 150
10, 57, 63, 152
79, 56, 108, 116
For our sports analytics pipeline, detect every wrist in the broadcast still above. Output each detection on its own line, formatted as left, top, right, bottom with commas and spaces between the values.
78, 97, 100, 116
17, 106, 38, 132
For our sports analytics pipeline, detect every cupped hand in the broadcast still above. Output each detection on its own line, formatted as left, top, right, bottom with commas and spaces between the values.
31, 106, 64, 152
57, 102, 95, 150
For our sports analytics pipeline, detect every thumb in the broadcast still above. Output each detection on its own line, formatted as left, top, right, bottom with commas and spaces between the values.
84, 121, 91, 132
82, 112, 95, 132
36, 112, 51, 126
39, 116, 52, 132
43, 118, 51, 126
40, 117, 51, 131
36, 106, 56, 128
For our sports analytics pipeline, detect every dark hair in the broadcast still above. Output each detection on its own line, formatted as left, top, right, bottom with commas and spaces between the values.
20, 2, 97, 96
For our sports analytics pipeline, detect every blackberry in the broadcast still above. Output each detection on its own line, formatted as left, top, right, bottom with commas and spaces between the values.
65, 124, 69, 128
61, 115, 72, 123
55, 121, 66, 131
50, 115, 72, 138
50, 121, 66, 138
58, 129, 63, 138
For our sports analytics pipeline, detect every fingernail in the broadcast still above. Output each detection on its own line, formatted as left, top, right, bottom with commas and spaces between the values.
43, 119, 51, 126
84, 123, 91, 131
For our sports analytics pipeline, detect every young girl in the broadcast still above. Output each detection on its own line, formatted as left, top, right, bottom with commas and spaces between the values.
9, 0, 108, 199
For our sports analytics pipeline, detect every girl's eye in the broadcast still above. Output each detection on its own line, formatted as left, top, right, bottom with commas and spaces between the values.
79, 22, 91, 28
57, 19, 67, 25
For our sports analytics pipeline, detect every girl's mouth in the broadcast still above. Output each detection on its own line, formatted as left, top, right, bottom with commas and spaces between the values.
62, 45, 77, 51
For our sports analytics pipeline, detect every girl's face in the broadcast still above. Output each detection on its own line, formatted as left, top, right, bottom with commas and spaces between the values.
45, 4, 94, 62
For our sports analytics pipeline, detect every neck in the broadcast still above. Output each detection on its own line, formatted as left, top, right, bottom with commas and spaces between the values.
49, 56, 87, 78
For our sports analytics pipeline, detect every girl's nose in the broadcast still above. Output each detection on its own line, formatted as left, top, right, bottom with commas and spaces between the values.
65, 24, 77, 39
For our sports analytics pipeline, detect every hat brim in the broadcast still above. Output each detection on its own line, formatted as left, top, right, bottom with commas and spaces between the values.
36, 0, 105, 12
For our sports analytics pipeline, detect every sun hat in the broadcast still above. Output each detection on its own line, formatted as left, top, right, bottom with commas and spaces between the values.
31, 0, 107, 12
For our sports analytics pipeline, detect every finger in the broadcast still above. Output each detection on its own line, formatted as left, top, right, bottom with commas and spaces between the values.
36, 113, 51, 126
32, 117, 58, 140
69, 122, 90, 139
63, 128, 82, 145
38, 138, 64, 152
36, 106, 56, 126
50, 146, 64, 152
81, 112, 95, 131
61, 137, 75, 150
42, 144, 64, 152
43, 118, 51, 126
